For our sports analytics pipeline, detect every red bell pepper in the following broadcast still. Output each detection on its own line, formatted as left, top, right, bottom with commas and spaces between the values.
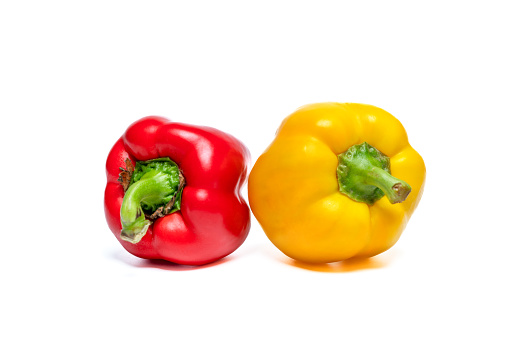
104, 116, 251, 265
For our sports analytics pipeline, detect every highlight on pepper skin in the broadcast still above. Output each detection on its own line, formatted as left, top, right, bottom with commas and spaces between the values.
105, 116, 251, 266
248, 102, 425, 264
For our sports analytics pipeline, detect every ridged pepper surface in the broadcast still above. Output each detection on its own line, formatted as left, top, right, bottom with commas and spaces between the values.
105, 116, 250, 265
248, 103, 425, 263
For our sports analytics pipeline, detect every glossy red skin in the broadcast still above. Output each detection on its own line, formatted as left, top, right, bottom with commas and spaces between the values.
105, 116, 251, 265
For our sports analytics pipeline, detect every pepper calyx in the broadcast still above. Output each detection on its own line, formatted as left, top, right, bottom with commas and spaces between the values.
118, 158, 134, 192
119, 157, 185, 244
337, 142, 411, 205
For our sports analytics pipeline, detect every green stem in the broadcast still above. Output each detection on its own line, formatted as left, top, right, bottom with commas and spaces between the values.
119, 158, 184, 244
337, 142, 411, 205
364, 166, 411, 204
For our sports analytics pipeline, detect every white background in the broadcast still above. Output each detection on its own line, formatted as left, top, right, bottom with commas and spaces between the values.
1, 1, 508, 338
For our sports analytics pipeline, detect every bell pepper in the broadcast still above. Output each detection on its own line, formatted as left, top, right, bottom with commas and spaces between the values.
248, 103, 425, 263
104, 116, 251, 265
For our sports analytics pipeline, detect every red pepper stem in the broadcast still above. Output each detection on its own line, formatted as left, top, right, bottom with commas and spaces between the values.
119, 157, 184, 244
120, 170, 173, 244
120, 178, 156, 244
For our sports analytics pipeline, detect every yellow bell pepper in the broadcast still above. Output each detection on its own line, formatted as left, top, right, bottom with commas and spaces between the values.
248, 103, 425, 263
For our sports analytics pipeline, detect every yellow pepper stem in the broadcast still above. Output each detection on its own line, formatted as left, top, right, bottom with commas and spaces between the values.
364, 166, 411, 204
337, 142, 411, 205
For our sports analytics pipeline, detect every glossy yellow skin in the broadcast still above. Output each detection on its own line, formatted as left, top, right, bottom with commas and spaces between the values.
248, 103, 426, 263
